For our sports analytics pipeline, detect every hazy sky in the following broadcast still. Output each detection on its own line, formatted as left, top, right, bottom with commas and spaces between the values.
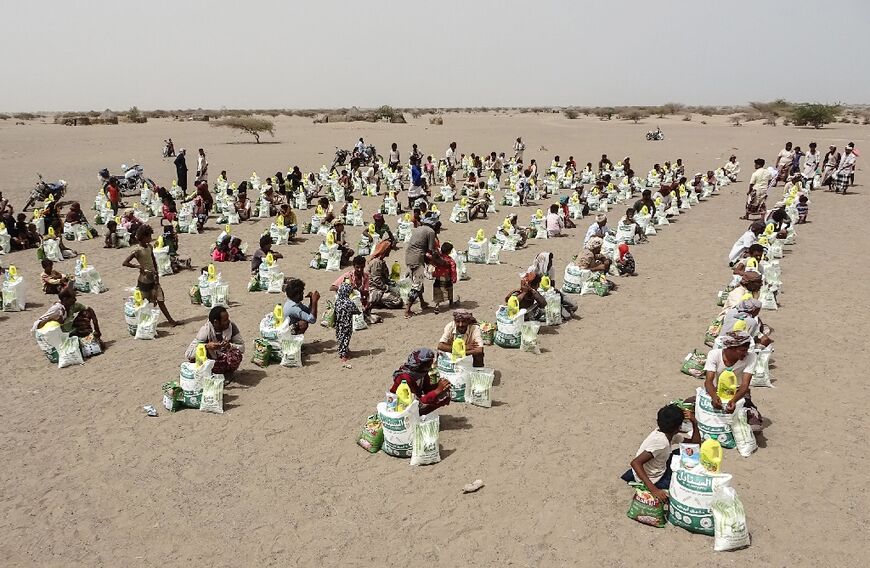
4, 0, 870, 112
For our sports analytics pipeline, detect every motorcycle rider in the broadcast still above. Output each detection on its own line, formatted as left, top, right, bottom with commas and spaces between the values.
174, 149, 189, 192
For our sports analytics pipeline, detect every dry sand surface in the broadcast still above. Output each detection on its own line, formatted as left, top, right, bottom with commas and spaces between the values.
0, 113, 868, 567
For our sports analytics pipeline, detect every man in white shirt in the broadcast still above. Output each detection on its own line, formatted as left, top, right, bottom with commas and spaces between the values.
723, 155, 740, 182
832, 142, 857, 194
773, 142, 794, 186
513, 137, 525, 162
445, 142, 458, 186
802, 142, 820, 184
196, 148, 208, 183
743, 158, 771, 220
355, 138, 365, 155
584, 213, 610, 245
728, 220, 765, 265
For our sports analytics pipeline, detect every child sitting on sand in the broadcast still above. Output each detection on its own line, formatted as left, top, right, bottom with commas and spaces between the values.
104, 220, 120, 249
41, 259, 69, 294
616, 243, 637, 276
212, 236, 231, 262
229, 237, 246, 262
621, 404, 700, 503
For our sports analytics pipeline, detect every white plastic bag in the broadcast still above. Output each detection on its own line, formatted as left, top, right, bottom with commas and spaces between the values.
199, 373, 225, 414
750, 347, 773, 388
410, 414, 441, 466
58, 336, 84, 368
730, 407, 758, 458
2, 276, 26, 311
520, 321, 541, 354
153, 246, 173, 276
267, 271, 285, 294
279, 334, 304, 368
42, 239, 63, 262
467, 368, 495, 408
134, 307, 160, 340
759, 285, 778, 310
695, 386, 744, 449
711, 486, 751, 551
467, 238, 489, 264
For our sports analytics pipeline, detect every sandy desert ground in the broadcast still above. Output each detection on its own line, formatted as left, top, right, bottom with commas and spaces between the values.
0, 112, 868, 567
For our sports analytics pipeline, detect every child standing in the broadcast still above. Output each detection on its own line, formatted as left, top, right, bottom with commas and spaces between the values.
424, 156, 436, 186
621, 404, 700, 502
616, 243, 637, 276
333, 282, 361, 366
431, 242, 457, 312
122, 225, 178, 325
796, 195, 809, 224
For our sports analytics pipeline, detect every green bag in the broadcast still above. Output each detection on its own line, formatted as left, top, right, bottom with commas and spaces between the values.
357, 415, 384, 453
189, 285, 202, 305
704, 316, 723, 347
162, 381, 184, 412
247, 276, 260, 292
627, 482, 668, 528
252, 338, 272, 367
680, 349, 707, 378
592, 278, 609, 297
320, 300, 335, 328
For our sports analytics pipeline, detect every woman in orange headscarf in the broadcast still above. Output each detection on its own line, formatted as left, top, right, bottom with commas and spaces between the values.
366, 240, 403, 309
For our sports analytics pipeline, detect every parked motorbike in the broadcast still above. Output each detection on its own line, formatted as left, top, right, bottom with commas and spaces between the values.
646, 128, 664, 141
99, 164, 151, 196
330, 148, 349, 172
23, 174, 67, 211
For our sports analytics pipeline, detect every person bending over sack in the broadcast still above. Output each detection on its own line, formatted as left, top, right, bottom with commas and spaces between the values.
186, 306, 245, 376
389, 348, 451, 415
621, 404, 701, 503
732, 243, 765, 277
720, 299, 773, 347
722, 271, 763, 312
437, 309, 485, 367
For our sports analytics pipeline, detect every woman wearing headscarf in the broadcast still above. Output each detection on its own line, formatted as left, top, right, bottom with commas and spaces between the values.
525, 251, 577, 319
185, 306, 245, 375
333, 282, 361, 365
722, 271, 763, 312
389, 348, 451, 415
367, 241, 403, 309
720, 298, 773, 347
498, 213, 528, 247
616, 243, 636, 276
437, 309, 485, 367
372, 213, 396, 248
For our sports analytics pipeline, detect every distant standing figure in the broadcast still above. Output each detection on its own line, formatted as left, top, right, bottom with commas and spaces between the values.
196, 148, 208, 184
832, 143, 857, 194
513, 137, 525, 162
174, 149, 188, 192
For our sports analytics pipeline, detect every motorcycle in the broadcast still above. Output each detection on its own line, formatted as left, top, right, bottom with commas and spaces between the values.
646, 128, 664, 141
99, 164, 152, 196
357, 144, 380, 166
162, 140, 175, 158
23, 174, 67, 211
330, 148, 349, 172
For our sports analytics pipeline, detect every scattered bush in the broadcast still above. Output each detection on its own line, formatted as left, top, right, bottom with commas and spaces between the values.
729, 115, 744, 127
661, 102, 686, 115
764, 117, 777, 126
563, 108, 579, 119
622, 109, 648, 123
12, 112, 39, 120
791, 103, 840, 129
211, 116, 275, 143
0, 113, 10, 120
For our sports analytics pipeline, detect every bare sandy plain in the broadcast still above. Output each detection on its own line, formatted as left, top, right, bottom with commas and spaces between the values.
0, 112, 868, 567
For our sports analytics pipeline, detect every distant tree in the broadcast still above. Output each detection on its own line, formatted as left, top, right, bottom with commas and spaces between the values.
729, 115, 744, 127
374, 105, 397, 120
623, 109, 648, 123
127, 106, 141, 121
563, 108, 579, 119
211, 117, 275, 143
661, 102, 686, 115
791, 103, 840, 128
595, 107, 616, 120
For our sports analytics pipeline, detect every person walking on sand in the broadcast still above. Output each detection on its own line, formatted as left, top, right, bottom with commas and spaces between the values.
196, 148, 208, 184
123, 225, 179, 326
832, 143, 857, 194
513, 137, 525, 162
174, 149, 189, 192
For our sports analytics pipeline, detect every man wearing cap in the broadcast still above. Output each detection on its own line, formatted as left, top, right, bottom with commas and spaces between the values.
404, 217, 441, 318
174, 148, 188, 192
584, 213, 610, 245
832, 143, 857, 194
437, 309, 485, 367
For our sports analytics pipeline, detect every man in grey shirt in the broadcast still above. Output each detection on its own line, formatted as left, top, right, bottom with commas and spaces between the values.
404, 217, 441, 318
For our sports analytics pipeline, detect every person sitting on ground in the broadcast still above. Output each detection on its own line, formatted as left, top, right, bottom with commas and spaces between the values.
31, 286, 76, 332
330, 218, 355, 267
277, 203, 299, 240
389, 348, 452, 415
185, 306, 244, 376
305, 173, 322, 202
545, 203, 564, 238
466, 183, 490, 221
620, 404, 700, 502
22, 222, 41, 250
720, 298, 773, 347
728, 220, 766, 266
228, 237, 246, 262
431, 242, 458, 312
525, 251, 577, 318
633, 189, 657, 218
616, 243, 637, 276
372, 213, 396, 248
584, 213, 610, 245
120, 208, 142, 234
283, 278, 320, 334
41, 259, 69, 295
723, 155, 740, 182
32, 287, 104, 344
619, 207, 647, 242
499, 213, 529, 245
64, 202, 94, 234
437, 309, 485, 367
212, 235, 231, 262
161, 196, 178, 223
764, 206, 791, 235
250, 234, 283, 274
506, 272, 548, 321
703, 331, 759, 414
578, 236, 617, 290
796, 195, 809, 224
235, 189, 252, 221
732, 243, 765, 277
722, 271, 763, 312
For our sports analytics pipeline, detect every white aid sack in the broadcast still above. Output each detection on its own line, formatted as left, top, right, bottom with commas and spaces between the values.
562, 263, 590, 294
437, 352, 473, 402
730, 406, 758, 457
134, 307, 160, 340
750, 347, 773, 388
153, 246, 174, 276
377, 399, 420, 458
467, 367, 495, 408
695, 386, 744, 449
57, 336, 84, 368
467, 238, 489, 264
711, 486, 751, 551
668, 455, 733, 535
2, 276, 26, 311
520, 321, 541, 354
410, 414, 441, 466
494, 306, 526, 348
